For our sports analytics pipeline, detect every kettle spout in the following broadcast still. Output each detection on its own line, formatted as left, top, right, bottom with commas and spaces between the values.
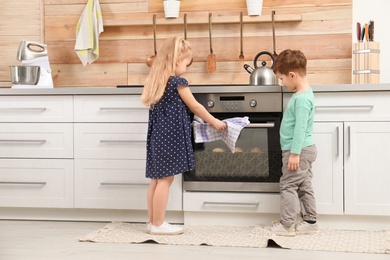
243, 64, 254, 74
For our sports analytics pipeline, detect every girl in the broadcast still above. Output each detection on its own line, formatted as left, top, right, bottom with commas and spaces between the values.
141, 37, 226, 235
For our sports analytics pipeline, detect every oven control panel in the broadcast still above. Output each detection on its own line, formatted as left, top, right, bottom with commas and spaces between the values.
194, 92, 282, 113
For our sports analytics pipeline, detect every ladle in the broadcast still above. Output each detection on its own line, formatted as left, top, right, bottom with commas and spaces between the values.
239, 12, 245, 61
147, 14, 157, 67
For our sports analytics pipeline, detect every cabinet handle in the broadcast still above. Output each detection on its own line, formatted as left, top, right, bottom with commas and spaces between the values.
0, 140, 46, 143
99, 107, 144, 111
203, 201, 259, 207
336, 126, 340, 156
0, 181, 47, 185
245, 122, 275, 128
100, 140, 145, 143
347, 126, 351, 156
0, 107, 47, 112
316, 105, 373, 110
100, 182, 148, 186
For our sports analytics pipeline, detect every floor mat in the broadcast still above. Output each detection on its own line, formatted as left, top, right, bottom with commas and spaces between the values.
79, 222, 390, 254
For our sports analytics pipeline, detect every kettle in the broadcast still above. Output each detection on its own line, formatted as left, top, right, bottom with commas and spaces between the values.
244, 51, 278, 86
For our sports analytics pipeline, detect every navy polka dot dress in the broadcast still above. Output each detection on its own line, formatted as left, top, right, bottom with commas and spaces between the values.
145, 76, 195, 179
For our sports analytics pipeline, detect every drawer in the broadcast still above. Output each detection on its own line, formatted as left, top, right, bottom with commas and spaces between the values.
74, 123, 147, 159
0, 96, 73, 122
183, 192, 280, 213
284, 92, 390, 122
0, 159, 74, 208
74, 95, 148, 122
74, 159, 182, 210
0, 123, 73, 158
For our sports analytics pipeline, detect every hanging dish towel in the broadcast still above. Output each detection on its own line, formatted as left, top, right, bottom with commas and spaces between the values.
193, 115, 250, 153
74, 0, 104, 66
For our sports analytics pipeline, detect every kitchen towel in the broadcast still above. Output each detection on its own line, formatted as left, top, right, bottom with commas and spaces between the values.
193, 115, 250, 153
75, 0, 104, 66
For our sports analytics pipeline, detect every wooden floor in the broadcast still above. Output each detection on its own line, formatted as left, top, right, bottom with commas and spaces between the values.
0, 220, 389, 260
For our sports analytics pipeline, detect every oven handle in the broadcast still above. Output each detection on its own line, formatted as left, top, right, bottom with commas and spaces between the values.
245, 122, 275, 128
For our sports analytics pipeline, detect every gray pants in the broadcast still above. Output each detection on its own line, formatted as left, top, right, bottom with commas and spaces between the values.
279, 145, 317, 227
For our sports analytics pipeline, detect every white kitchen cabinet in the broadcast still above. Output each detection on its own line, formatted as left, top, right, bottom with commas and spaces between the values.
75, 159, 182, 210
312, 122, 344, 215
0, 159, 73, 208
311, 92, 390, 217
183, 192, 280, 213
73, 95, 183, 211
74, 95, 148, 123
344, 122, 390, 216
0, 123, 73, 158
0, 96, 74, 210
74, 123, 147, 159
0, 96, 73, 122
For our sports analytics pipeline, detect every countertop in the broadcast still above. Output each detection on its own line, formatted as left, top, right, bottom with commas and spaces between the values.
1, 84, 390, 95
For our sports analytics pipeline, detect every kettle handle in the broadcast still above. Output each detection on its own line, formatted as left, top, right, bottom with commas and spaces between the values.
253, 51, 275, 68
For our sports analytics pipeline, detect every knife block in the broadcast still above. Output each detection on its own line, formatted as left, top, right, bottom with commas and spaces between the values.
353, 42, 380, 84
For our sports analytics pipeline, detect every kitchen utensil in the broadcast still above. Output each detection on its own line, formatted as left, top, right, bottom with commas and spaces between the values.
271, 10, 278, 58
365, 23, 369, 42
244, 51, 277, 85
369, 20, 374, 41
147, 15, 157, 67
361, 26, 365, 42
11, 40, 53, 88
206, 13, 216, 73
357, 22, 361, 42
184, 13, 188, 40
10, 65, 40, 85
239, 12, 245, 61
183, 13, 193, 67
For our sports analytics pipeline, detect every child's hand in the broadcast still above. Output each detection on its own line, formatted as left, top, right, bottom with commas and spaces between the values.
212, 119, 227, 131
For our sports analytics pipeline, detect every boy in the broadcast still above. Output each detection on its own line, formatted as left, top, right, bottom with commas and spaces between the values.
271, 49, 318, 236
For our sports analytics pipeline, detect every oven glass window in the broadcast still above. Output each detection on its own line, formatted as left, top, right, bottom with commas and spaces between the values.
191, 124, 281, 183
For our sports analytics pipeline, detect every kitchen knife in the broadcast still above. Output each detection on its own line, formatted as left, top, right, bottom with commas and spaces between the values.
365, 23, 369, 41
357, 22, 361, 42
361, 26, 365, 42
369, 20, 374, 41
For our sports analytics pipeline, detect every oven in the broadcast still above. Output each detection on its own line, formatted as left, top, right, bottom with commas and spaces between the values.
184, 90, 283, 193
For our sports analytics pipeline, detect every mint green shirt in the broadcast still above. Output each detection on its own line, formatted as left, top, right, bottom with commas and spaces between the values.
280, 89, 315, 154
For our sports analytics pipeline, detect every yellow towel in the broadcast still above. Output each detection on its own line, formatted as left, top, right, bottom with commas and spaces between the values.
75, 0, 104, 66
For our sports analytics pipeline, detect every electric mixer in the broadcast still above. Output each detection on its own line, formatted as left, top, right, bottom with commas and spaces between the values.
11, 40, 54, 88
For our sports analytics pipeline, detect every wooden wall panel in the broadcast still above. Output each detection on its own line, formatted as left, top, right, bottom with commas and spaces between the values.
0, 0, 42, 87
0, 0, 352, 88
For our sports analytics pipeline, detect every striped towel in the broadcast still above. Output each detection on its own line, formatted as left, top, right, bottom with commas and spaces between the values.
75, 0, 104, 66
193, 116, 250, 153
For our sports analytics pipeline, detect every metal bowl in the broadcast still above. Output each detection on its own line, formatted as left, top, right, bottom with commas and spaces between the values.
10, 66, 40, 85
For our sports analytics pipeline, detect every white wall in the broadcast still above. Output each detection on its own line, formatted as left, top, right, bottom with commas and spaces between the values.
353, 0, 390, 83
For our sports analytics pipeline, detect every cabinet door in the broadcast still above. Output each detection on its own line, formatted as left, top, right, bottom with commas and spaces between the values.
74, 123, 147, 159
74, 159, 182, 210
0, 159, 74, 208
312, 122, 344, 214
344, 122, 390, 216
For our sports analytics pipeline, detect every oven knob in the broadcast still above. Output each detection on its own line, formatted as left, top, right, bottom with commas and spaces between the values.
249, 99, 257, 107
207, 100, 215, 108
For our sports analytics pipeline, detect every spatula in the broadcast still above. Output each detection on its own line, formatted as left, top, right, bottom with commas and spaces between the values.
206, 13, 216, 73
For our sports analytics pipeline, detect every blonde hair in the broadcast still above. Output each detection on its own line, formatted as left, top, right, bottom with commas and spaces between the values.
141, 37, 193, 107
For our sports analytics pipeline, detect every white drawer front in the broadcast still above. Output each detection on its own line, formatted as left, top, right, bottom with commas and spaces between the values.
0, 96, 73, 122
74, 159, 182, 210
74, 123, 147, 159
0, 159, 74, 208
284, 92, 390, 122
0, 123, 73, 158
74, 95, 148, 122
183, 192, 280, 213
